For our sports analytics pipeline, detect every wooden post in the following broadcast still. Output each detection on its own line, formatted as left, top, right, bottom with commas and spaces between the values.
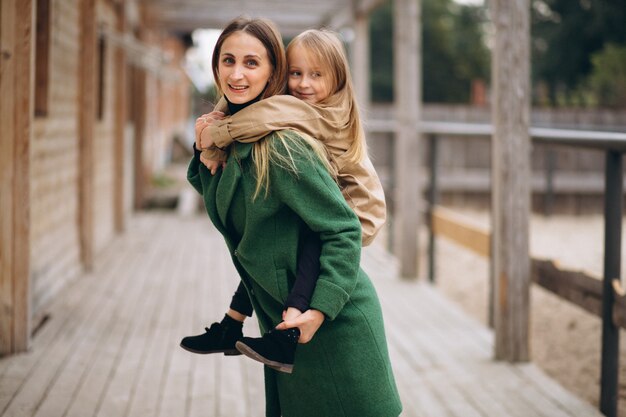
78, 0, 97, 270
0, 0, 34, 354
491, 0, 531, 362
133, 66, 147, 210
113, 3, 127, 232
352, 11, 370, 111
393, 0, 421, 279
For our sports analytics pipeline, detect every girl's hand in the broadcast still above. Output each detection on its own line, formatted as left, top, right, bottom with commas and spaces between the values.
275, 309, 325, 344
195, 117, 209, 150
196, 111, 225, 150
199, 153, 225, 175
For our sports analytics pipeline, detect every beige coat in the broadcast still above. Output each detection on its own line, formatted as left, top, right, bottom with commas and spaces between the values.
200, 95, 386, 246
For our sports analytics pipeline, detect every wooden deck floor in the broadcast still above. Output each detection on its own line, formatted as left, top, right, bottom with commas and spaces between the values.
0, 212, 602, 417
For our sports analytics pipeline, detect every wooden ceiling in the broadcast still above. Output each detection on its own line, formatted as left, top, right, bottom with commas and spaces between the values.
137, 0, 386, 36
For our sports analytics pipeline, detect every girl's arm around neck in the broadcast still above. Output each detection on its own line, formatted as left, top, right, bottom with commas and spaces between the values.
207, 95, 334, 149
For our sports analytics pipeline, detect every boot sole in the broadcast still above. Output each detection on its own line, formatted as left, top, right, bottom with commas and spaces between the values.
179, 343, 241, 356
235, 341, 294, 374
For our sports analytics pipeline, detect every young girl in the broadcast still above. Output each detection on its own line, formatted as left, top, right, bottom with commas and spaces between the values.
182, 29, 386, 374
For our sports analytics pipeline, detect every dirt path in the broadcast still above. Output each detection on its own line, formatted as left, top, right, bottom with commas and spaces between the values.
432, 212, 626, 416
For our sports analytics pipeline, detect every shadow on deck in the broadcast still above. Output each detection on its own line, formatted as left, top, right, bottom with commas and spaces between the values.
0, 212, 602, 417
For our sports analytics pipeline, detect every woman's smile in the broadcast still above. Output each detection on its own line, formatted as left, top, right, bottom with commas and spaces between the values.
217, 32, 272, 104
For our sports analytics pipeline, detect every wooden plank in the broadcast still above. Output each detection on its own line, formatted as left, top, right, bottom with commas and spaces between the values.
517, 363, 603, 417
352, 12, 370, 110
187, 229, 224, 417
78, 0, 97, 270
392, 0, 421, 279
113, 2, 127, 232
382, 282, 543, 417
13, 0, 33, 349
0, 230, 122, 406
123, 228, 190, 417
133, 66, 147, 210
0, 214, 606, 417
435, 170, 607, 194
90, 219, 181, 417
433, 206, 491, 257
532, 258, 603, 317
610, 280, 626, 329
31, 230, 151, 417
0, 235, 132, 416
157, 224, 199, 417
390, 282, 539, 417
433, 210, 626, 332
0, 0, 18, 357
0, 0, 33, 356
491, 0, 531, 362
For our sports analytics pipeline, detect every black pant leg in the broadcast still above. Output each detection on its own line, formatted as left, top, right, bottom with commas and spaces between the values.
229, 281, 254, 317
284, 234, 321, 312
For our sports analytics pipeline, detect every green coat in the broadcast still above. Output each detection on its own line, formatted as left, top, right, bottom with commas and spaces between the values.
188, 131, 402, 417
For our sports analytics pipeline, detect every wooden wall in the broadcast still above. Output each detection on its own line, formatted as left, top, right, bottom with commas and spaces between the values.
1, 0, 191, 355
30, 0, 83, 313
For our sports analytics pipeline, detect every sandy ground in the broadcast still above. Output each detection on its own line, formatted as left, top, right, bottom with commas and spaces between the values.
431, 211, 626, 416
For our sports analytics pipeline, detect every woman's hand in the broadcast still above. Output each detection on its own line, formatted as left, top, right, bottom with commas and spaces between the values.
195, 111, 225, 150
276, 309, 325, 344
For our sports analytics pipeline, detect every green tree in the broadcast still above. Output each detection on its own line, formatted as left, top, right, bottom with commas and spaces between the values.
531, 0, 626, 106
588, 44, 626, 108
369, 0, 490, 103
369, 2, 394, 102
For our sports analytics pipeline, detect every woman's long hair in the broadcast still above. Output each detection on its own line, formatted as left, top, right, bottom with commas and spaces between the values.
212, 17, 332, 199
287, 29, 367, 166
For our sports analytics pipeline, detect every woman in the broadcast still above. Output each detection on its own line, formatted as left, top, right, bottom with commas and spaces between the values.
187, 17, 402, 417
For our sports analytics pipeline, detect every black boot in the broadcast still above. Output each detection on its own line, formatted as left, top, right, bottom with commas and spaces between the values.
180, 315, 243, 355
235, 327, 300, 374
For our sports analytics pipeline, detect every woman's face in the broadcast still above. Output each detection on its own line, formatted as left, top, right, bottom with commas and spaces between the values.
287, 45, 332, 104
217, 31, 273, 104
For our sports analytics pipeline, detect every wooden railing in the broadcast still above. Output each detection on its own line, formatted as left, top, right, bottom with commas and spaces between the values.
367, 120, 626, 416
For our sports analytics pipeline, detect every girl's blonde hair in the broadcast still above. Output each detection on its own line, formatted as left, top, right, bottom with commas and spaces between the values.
213, 17, 333, 199
287, 29, 367, 165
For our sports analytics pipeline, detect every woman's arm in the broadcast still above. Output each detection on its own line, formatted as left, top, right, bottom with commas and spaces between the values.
270, 133, 362, 321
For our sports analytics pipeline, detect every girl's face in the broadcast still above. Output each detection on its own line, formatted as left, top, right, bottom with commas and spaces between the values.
287, 45, 332, 104
217, 31, 272, 104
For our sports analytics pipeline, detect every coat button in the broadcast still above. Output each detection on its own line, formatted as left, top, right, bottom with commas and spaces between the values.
233, 250, 238, 257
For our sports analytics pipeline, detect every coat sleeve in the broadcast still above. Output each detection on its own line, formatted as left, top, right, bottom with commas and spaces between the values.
186, 146, 204, 195
337, 155, 387, 246
208, 96, 332, 149
269, 134, 362, 321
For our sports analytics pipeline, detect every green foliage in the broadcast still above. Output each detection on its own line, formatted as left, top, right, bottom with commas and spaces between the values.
588, 44, 626, 108
369, 0, 490, 103
369, 2, 394, 102
151, 172, 177, 188
531, 0, 626, 106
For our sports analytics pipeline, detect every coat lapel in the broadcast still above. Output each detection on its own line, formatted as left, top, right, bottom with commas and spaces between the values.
215, 143, 253, 227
